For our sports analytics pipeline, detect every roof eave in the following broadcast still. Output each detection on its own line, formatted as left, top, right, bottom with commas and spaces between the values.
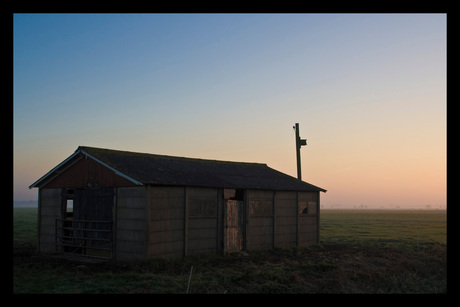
29, 148, 82, 189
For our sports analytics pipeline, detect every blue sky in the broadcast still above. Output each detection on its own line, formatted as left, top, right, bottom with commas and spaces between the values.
14, 14, 446, 208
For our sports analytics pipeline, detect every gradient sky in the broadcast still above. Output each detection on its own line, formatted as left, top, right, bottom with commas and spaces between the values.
13, 13, 446, 208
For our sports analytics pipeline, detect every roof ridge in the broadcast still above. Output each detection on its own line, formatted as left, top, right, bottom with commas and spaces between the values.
31, 146, 326, 192
78, 145, 268, 166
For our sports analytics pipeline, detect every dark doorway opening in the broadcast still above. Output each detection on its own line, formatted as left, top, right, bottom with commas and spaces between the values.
57, 188, 114, 259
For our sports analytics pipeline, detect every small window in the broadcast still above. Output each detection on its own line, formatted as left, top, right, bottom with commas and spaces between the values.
223, 189, 244, 201
66, 199, 74, 218
299, 202, 308, 214
65, 189, 74, 219
299, 201, 317, 215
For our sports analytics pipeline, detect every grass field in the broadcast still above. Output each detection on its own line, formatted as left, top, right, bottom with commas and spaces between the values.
320, 209, 446, 247
13, 207, 447, 294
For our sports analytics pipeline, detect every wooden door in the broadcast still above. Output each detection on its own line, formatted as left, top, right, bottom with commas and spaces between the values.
226, 200, 244, 253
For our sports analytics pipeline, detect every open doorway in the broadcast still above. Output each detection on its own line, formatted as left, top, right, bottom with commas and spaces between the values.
57, 188, 114, 259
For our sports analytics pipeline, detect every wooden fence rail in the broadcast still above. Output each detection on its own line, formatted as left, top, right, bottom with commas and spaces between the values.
55, 219, 112, 259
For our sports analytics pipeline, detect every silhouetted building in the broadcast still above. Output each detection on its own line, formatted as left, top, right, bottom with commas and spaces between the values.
30, 146, 326, 260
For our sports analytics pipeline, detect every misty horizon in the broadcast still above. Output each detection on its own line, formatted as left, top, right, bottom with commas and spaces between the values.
14, 14, 446, 209
13, 200, 446, 211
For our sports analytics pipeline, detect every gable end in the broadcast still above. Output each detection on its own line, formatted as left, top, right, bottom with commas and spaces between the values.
41, 154, 140, 189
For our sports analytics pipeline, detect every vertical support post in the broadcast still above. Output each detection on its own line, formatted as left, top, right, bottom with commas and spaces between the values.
294, 123, 307, 180
244, 190, 250, 251
112, 187, 117, 260
37, 188, 42, 252
223, 196, 228, 254
55, 218, 58, 253
295, 123, 302, 180
217, 188, 223, 254
184, 187, 189, 257
143, 186, 149, 259
316, 191, 320, 244
272, 191, 276, 249
296, 192, 300, 247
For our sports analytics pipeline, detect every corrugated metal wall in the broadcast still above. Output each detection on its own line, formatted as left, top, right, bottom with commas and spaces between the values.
38, 188, 62, 253
115, 187, 147, 260
146, 187, 320, 258
274, 191, 298, 249
298, 191, 320, 247
247, 190, 274, 251
246, 190, 319, 251
147, 187, 221, 258
38, 185, 319, 260
148, 186, 185, 258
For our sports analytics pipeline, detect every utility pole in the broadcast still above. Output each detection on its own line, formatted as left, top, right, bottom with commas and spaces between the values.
293, 123, 307, 180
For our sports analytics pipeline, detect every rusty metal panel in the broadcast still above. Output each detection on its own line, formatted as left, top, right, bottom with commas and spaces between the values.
43, 156, 137, 189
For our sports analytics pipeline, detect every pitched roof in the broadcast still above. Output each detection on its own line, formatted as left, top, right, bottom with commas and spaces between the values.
30, 146, 326, 192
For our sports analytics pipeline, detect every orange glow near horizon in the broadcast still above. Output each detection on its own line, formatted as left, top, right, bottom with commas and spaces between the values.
14, 14, 446, 209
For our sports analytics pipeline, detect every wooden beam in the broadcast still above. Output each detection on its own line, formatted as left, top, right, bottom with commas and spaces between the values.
244, 190, 250, 251
217, 188, 223, 254
272, 191, 276, 249
184, 187, 189, 257
317, 191, 320, 244
296, 191, 300, 247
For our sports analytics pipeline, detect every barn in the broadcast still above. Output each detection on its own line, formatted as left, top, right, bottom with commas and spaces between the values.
29, 146, 326, 260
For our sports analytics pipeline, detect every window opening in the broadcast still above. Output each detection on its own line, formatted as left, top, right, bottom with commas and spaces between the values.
230, 189, 244, 201
66, 199, 74, 219
65, 189, 74, 220
299, 201, 317, 215
224, 189, 244, 201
